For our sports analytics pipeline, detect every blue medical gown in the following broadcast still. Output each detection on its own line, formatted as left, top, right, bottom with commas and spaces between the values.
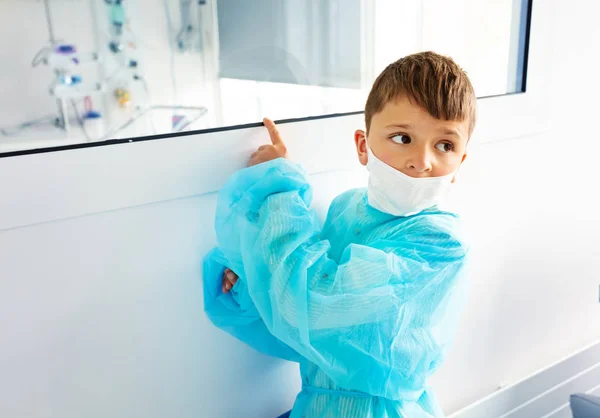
203, 159, 469, 418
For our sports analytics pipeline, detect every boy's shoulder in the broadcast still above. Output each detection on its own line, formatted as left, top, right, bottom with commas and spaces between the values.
320, 188, 366, 228
390, 210, 469, 255
332, 188, 365, 205
327, 188, 366, 216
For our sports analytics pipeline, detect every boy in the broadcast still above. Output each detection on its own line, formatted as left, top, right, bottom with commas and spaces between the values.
203, 51, 476, 418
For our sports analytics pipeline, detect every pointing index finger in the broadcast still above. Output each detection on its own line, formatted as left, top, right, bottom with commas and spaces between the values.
263, 118, 284, 146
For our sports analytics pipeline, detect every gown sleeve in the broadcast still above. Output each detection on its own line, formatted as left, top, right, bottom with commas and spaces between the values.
203, 247, 301, 362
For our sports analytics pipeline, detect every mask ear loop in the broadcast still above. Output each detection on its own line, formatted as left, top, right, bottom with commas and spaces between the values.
364, 136, 373, 166
453, 145, 469, 182
364, 136, 381, 164
452, 164, 461, 182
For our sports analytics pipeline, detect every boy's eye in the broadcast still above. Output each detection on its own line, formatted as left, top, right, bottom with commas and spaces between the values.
391, 134, 411, 144
435, 142, 455, 153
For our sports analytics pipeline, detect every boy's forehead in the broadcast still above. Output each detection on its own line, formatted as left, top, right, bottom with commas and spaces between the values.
372, 96, 470, 140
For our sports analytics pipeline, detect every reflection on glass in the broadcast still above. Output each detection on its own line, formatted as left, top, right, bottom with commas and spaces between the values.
0, 0, 530, 153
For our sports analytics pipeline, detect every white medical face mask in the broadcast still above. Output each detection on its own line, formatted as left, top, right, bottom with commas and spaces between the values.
365, 141, 455, 216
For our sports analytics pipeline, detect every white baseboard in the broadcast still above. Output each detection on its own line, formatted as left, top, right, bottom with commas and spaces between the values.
450, 340, 600, 418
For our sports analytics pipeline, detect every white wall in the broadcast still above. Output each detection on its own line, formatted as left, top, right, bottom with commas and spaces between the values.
0, 117, 366, 418
1, 0, 600, 417
0, 193, 299, 418
0, 177, 363, 418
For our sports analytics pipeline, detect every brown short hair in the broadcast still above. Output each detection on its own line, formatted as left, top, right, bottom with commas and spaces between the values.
365, 51, 477, 136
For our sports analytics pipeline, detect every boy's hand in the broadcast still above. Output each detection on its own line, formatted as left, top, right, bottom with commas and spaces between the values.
248, 118, 289, 167
222, 268, 239, 293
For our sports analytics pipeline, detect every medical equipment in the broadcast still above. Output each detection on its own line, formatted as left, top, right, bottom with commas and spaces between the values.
2, 0, 209, 141
101, 105, 207, 140
176, 0, 206, 53
108, 0, 126, 36
1, 0, 104, 137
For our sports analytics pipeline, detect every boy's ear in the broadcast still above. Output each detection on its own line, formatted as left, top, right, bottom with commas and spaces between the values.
354, 129, 368, 166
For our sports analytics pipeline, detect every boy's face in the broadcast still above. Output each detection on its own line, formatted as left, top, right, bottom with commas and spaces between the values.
355, 95, 469, 182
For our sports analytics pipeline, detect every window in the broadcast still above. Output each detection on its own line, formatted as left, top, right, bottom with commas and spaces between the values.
0, 0, 532, 154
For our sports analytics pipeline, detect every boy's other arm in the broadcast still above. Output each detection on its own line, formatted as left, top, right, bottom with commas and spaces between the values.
203, 248, 301, 362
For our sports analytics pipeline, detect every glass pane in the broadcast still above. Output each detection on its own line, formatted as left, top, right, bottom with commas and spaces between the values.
418, 0, 530, 97
0, 0, 531, 154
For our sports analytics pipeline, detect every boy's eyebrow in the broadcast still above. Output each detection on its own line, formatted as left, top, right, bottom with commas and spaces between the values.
385, 124, 411, 129
441, 128, 461, 138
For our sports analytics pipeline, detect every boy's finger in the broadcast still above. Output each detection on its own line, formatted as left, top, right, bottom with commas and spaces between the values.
263, 118, 284, 146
